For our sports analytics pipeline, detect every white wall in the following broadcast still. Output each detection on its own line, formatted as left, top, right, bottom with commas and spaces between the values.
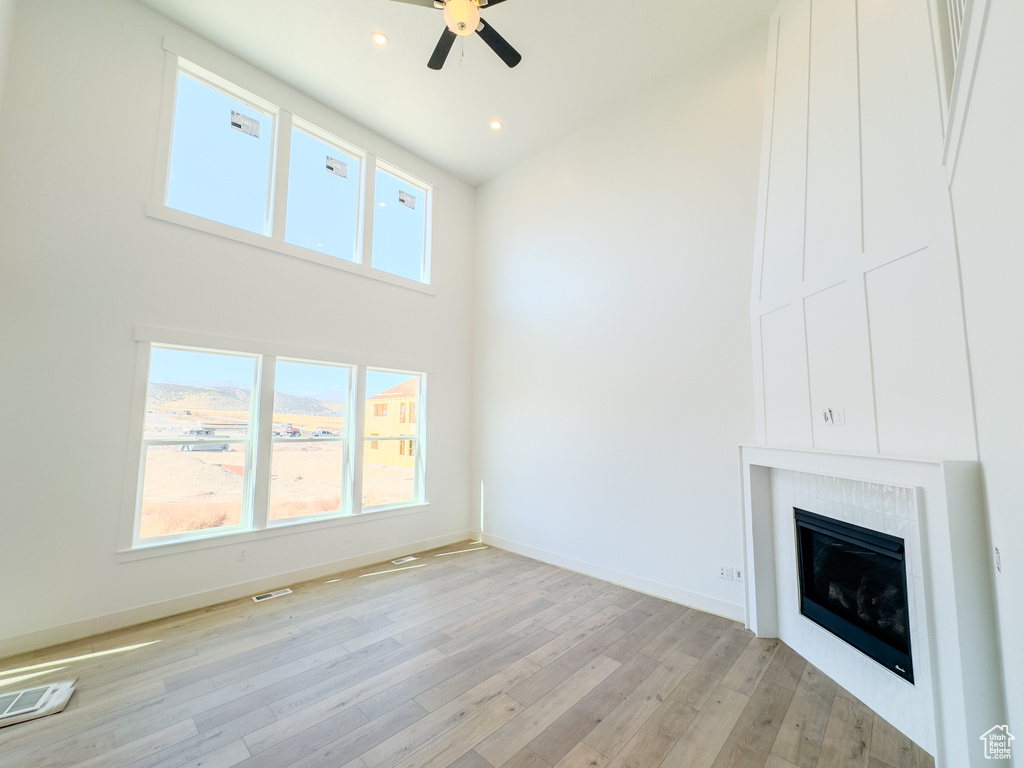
950, 0, 1024, 754
472, 30, 766, 619
751, 0, 977, 461
0, 0, 16, 115
0, 0, 476, 654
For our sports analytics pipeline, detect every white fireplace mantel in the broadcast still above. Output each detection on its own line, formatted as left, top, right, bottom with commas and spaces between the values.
739, 445, 1004, 768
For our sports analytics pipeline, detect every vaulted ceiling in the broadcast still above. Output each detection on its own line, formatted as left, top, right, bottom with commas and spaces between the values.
139, 0, 777, 186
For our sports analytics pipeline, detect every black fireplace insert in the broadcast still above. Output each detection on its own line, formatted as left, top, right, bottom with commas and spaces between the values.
795, 508, 914, 683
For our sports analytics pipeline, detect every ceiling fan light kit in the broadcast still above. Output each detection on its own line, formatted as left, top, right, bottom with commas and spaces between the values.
443, 0, 479, 35
390, 0, 521, 70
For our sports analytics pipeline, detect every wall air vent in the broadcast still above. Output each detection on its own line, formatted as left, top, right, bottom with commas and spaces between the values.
251, 588, 293, 602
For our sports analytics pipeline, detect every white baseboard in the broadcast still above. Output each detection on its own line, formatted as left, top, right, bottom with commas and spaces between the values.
0, 531, 475, 661
476, 532, 745, 623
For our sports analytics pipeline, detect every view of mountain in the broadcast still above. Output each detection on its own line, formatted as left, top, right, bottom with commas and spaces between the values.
147, 383, 344, 417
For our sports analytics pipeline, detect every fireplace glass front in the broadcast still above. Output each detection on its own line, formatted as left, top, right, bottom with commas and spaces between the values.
795, 508, 913, 683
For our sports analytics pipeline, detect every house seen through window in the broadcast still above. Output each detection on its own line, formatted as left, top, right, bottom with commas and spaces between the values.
362, 370, 423, 509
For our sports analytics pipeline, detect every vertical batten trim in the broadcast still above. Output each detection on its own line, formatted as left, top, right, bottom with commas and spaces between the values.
854, 0, 866, 254
800, 0, 814, 284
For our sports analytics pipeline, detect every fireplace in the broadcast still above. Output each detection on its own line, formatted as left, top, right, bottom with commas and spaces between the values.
794, 508, 913, 683
740, 447, 1004, 765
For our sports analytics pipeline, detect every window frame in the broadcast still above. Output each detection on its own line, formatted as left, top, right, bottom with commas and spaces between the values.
283, 117, 367, 264
148, 42, 436, 295
265, 356, 356, 525
164, 63, 280, 238
370, 160, 433, 285
119, 327, 429, 557
134, 346, 262, 547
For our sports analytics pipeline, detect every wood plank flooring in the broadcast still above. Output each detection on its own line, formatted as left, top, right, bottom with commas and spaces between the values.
0, 542, 934, 768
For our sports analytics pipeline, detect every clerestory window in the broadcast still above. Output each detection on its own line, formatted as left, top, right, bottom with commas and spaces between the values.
153, 56, 433, 288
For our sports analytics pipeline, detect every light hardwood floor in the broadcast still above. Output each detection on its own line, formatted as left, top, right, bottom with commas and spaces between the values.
0, 542, 934, 768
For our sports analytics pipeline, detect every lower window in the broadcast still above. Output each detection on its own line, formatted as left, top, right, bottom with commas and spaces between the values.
362, 370, 424, 509
130, 342, 425, 547
268, 359, 351, 522
137, 347, 257, 541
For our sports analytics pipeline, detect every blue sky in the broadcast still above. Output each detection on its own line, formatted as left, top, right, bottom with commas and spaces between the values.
285, 128, 360, 260
150, 347, 412, 400
167, 73, 272, 234
149, 347, 256, 390
275, 360, 350, 401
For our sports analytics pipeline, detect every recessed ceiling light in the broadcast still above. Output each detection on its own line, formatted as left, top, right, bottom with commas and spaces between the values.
372, 32, 389, 47
490, 120, 503, 131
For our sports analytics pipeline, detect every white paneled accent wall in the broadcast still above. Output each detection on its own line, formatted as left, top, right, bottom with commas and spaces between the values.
758, 0, 809, 302
760, 304, 813, 447
865, 249, 977, 458
751, 0, 977, 461
804, 0, 860, 280
804, 282, 876, 452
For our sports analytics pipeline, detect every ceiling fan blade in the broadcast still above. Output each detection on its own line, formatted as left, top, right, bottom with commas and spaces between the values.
388, 0, 439, 7
475, 18, 521, 67
428, 27, 458, 70
478, 0, 512, 5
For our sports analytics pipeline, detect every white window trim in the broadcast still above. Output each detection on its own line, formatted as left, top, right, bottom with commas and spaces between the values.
118, 327, 431, 559
149, 40, 437, 295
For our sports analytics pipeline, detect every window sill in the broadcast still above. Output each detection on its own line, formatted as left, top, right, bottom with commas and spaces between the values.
116, 503, 430, 562
145, 202, 436, 296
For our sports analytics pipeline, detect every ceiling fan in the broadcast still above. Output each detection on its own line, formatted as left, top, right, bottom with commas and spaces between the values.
390, 0, 522, 70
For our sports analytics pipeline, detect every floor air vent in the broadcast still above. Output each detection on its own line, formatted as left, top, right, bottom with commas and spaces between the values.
252, 588, 293, 602
0, 680, 77, 728
391, 556, 418, 565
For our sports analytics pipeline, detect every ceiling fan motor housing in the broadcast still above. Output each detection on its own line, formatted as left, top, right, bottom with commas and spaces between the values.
443, 0, 480, 35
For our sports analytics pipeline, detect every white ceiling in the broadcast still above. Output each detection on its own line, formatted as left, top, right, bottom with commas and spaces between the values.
138, 0, 778, 187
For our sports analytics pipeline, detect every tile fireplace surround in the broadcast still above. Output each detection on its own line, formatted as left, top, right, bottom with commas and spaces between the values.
739, 445, 1005, 768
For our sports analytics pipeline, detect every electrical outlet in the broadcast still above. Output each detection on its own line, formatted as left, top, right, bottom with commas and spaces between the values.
718, 565, 734, 580
238, 548, 247, 561
834, 408, 846, 426
734, 568, 743, 581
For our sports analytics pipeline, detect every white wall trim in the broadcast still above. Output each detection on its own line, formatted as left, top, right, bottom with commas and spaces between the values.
0, 531, 475, 662
479, 533, 745, 623
943, 0, 992, 184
